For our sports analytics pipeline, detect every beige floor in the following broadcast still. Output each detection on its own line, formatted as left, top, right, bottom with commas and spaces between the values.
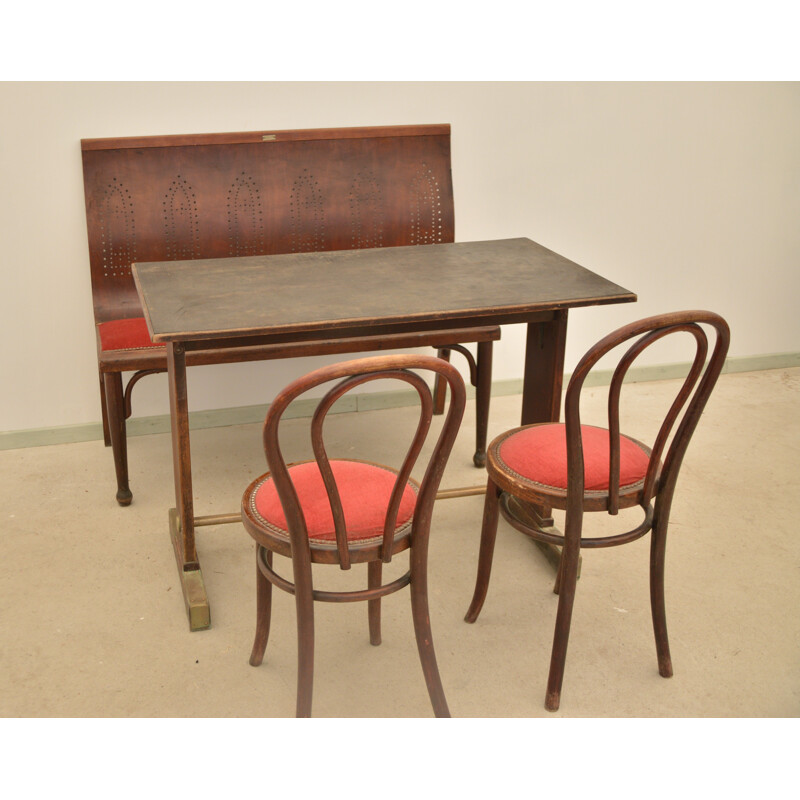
1, 367, 798, 719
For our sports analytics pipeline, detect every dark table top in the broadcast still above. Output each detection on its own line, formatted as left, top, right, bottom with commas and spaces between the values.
132, 237, 636, 344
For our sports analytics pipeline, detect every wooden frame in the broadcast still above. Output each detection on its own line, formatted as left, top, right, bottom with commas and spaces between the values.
81, 124, 499, 506
241, 354, 466, 717
465, 310, 731, 711
133, 237, 636, 631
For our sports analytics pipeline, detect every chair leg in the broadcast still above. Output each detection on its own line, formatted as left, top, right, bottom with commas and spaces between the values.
294, 575, 315, 718
473, 340, 493, 467
465, 479, 501, 623
545, 531, 581, 712
432, 348, 451, 415
553, 551, 565, 595
249, 547, 274, 667
102, 371, 132, 506
650, 515, 674, 678
410, 546, 450, 717
368, 560, 382, 646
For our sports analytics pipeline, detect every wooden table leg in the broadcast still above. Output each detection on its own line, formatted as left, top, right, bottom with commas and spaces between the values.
520, 309, 568, 524
167, 343, 210, 631
513, 310, 580, 576
521, 310, 568, 422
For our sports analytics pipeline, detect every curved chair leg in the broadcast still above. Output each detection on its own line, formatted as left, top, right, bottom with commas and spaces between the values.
553, 552, 565, 595
465, 479, 501, 623
102, 371, 132, 506
473, 340, 493, 467
545, 529, 581, 712
650, 513, 674, 678
368, 560, 382, 646
294, 577, 315, 718
249, 547, 273, 667
433, 348, 451, 415
410, 548, 450, 717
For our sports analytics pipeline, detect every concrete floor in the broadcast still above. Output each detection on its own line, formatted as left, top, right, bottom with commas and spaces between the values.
1, 367, 798, 720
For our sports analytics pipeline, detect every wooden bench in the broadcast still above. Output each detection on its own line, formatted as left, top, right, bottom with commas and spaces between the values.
81, 124, 499, 505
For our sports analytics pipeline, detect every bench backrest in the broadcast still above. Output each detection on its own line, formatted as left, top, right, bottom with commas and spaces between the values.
81, 125, 455, 325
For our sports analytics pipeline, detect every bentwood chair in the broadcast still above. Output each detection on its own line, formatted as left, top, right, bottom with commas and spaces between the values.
241, 354, 466, 717
465, 311, 730, 711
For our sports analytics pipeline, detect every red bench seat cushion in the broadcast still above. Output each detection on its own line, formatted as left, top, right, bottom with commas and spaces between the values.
250, 460, 417, 543
98, 317, 163, 352
497, 423, 651, 492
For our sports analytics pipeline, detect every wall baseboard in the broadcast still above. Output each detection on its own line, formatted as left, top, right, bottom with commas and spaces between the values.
2, 352, 798, 451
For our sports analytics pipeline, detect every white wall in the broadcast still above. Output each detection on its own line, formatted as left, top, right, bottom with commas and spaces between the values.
1, 81, 799, 433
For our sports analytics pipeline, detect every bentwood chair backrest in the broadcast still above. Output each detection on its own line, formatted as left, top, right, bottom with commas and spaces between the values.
562, 310, 730, 528
261, 353, 467, 569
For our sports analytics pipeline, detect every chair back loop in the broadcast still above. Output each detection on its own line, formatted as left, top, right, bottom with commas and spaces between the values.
565, 311, 729, 522
262, 354, 466, 571
310, 370, 434, 568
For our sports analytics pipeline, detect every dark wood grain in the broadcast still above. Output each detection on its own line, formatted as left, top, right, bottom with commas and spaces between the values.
134, 238, 636, 342
82, 123, 500, 508
465, 311, 730, 712
82, 122, 638, 638
81, 124, 450, 151
241, 353, 466, 716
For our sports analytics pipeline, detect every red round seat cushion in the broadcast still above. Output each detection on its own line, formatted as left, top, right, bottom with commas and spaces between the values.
98, 317, 163, 352
497, 423, 650, 492
252, 460, 417, 541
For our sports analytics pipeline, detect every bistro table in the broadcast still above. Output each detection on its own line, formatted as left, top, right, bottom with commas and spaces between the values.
133, 237, 636, 630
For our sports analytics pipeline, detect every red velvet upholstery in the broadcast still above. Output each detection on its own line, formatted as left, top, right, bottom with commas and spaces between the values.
497, 423, 651, 492
98, 317, 163, 352
251, 460, 417, 542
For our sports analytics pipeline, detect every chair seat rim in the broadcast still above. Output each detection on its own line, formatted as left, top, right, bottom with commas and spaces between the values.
241, 458, 417, 564
486, 423, 654, 511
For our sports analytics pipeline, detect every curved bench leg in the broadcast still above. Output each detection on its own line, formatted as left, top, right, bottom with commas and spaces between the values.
435, 342, 493, 467
99, 372, 111, 447
102, 371, 132, 506
473, 341, 493, 467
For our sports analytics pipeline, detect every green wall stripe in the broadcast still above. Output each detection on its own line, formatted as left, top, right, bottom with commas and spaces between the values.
2, 352, 798, 451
